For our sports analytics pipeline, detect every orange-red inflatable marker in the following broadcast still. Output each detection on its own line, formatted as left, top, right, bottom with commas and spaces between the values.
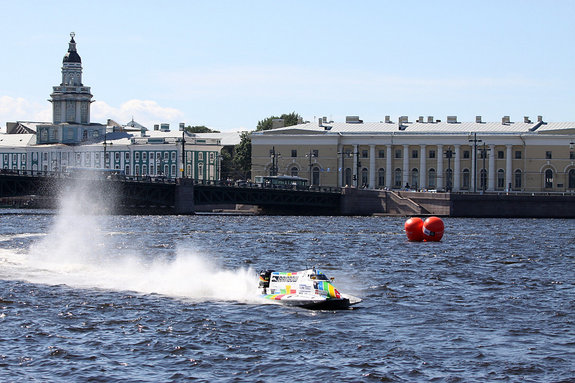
422, 216, 444, 242
404, 217, 424, 242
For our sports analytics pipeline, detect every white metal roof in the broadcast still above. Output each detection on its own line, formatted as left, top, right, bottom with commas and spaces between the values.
258, 119, 575, 135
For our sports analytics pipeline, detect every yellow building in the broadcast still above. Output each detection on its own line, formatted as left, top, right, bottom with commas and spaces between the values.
251, 115, 575, 193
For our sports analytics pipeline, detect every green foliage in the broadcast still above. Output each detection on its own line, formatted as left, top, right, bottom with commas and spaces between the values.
185, 125, 220, 133
232, 131, 252, 179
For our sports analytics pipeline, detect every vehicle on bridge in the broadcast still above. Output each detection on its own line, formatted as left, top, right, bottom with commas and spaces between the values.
255, 175, 309, 190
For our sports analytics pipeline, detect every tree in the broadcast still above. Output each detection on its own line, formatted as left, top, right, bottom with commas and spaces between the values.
185, 125, 220, 133
256, 112, 301, 131
232, 131, 252, 180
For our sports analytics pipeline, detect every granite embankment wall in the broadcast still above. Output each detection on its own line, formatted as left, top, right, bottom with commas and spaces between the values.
339, 189, 575, 218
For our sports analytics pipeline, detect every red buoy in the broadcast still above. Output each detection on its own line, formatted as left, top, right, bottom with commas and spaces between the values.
422, 216, 444, 242
404, 217, 424, 242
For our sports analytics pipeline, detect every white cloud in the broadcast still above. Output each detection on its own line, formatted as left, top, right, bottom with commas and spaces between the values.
0, 96, 51, 125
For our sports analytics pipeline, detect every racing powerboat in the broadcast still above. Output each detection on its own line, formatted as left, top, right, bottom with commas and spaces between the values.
258, 268, 362, 310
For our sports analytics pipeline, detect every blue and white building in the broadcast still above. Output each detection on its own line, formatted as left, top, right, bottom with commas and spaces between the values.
1, 33, 226, 181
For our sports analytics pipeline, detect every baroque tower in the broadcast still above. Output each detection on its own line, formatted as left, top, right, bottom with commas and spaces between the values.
50, 32, 93, 125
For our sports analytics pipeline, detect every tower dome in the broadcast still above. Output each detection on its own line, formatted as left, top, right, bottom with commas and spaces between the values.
63, 32, 81, 63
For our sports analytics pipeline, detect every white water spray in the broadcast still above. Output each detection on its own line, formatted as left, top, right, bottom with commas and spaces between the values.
7, 177, 260, 303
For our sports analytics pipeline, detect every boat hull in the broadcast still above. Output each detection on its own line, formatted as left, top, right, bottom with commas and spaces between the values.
261, 295, 352, 310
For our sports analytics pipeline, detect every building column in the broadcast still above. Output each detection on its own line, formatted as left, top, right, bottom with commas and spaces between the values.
337, 144, 343, 187
403, 144, 409, 188
353, 144, 358, 187
506, 144, 513, 191
436, 144, 443, 190
369, 144, 375, 189
386, 145, 392, 188
419, 144, 427, 189
488, 144, 495, 191
453, 144, 461, 192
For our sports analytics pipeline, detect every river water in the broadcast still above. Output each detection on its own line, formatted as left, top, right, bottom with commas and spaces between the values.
0, 195, 574, 381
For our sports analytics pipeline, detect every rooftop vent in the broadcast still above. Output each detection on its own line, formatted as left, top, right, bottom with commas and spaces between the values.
346, 115, 363, 124
476, 116, 482, 123
538, 115, 543, 122
398, 116, 408, 130
502, 116, 510, 124
447, 116, 458, 123
154, 124, 159, 131
272, 119, 285, 129
427, 116, 434, 123
385, 115, 391, 123
160, 123, 170, 132
524, 116, 532, 123
417, 116, 424, 123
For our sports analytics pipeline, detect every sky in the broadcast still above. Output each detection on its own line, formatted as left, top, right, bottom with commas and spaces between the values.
0, 0, 574, 132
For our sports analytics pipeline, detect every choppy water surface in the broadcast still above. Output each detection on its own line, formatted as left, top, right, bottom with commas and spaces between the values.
0, 208, 574, 382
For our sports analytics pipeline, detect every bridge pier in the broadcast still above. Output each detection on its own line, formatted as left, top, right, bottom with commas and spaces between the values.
175, 179, 195, 214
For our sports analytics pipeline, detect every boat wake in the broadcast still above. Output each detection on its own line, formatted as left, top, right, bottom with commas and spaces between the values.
0, 179, 260, 304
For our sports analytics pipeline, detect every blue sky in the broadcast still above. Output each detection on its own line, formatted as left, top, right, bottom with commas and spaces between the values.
0, 0, 573, 131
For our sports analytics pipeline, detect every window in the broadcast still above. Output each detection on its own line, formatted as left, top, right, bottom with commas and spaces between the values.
198, 163, 204, 178
312, 166, 321, 186
345, 168, 352, 186
462, 169, 470, 190
429, 150, 436, 159
135, 164, 140, 176
361, 150, 368, 158
164, 152, 169, 160
497, 169, 505, 189
463, 150, 470, 159
498, 151, 504, 159
394, 168, 402, 188
412, 150, 418, 159
395, 149, 402, 159
198, 152, 204, 161
545, 169, 553, 188
115, 152, 120, 161
210, 152, 215, 162
546, 151, 552, 159
570, 152, 575, 160
291, 166, 298, 177
377, 168, 385, 187
125, 152, 130, 161
515, 150, 522, 159
142, 165, 148, 176
291, 150, 297, 157
312, 149, 319, 157
150, 164, 155, 175
186, 165, 191, 177
361, 168, 368, 187
428, 169, 436, 189
135, 152, 140, 161
480, 169, 487, 190
411, 168, 419, 188
446, 169, 453, 191
143, 152, 148, 161
514, 169, 522, 189
171, 152, 176, 161
569, 169, 575, 189
378, 150, 385, 158
125, 165, 130, 175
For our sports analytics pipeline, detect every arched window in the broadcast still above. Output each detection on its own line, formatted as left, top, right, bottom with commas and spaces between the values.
345, 168, 352, 187
545, 169, 553, 189
312, 166, 320, 186
291, 166, 298, 177
394, 168, 402, 188
462, 169, 470, 190
377, 168, 385, 188
497, 169, 505, 189
361, 168, 368, 187
480, 169, 487, 190
514, 169, 522, 189
411, 168, 419, 189
428, 168, 436, 189
446, 168, 453, 191
569, 169, 575, 189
